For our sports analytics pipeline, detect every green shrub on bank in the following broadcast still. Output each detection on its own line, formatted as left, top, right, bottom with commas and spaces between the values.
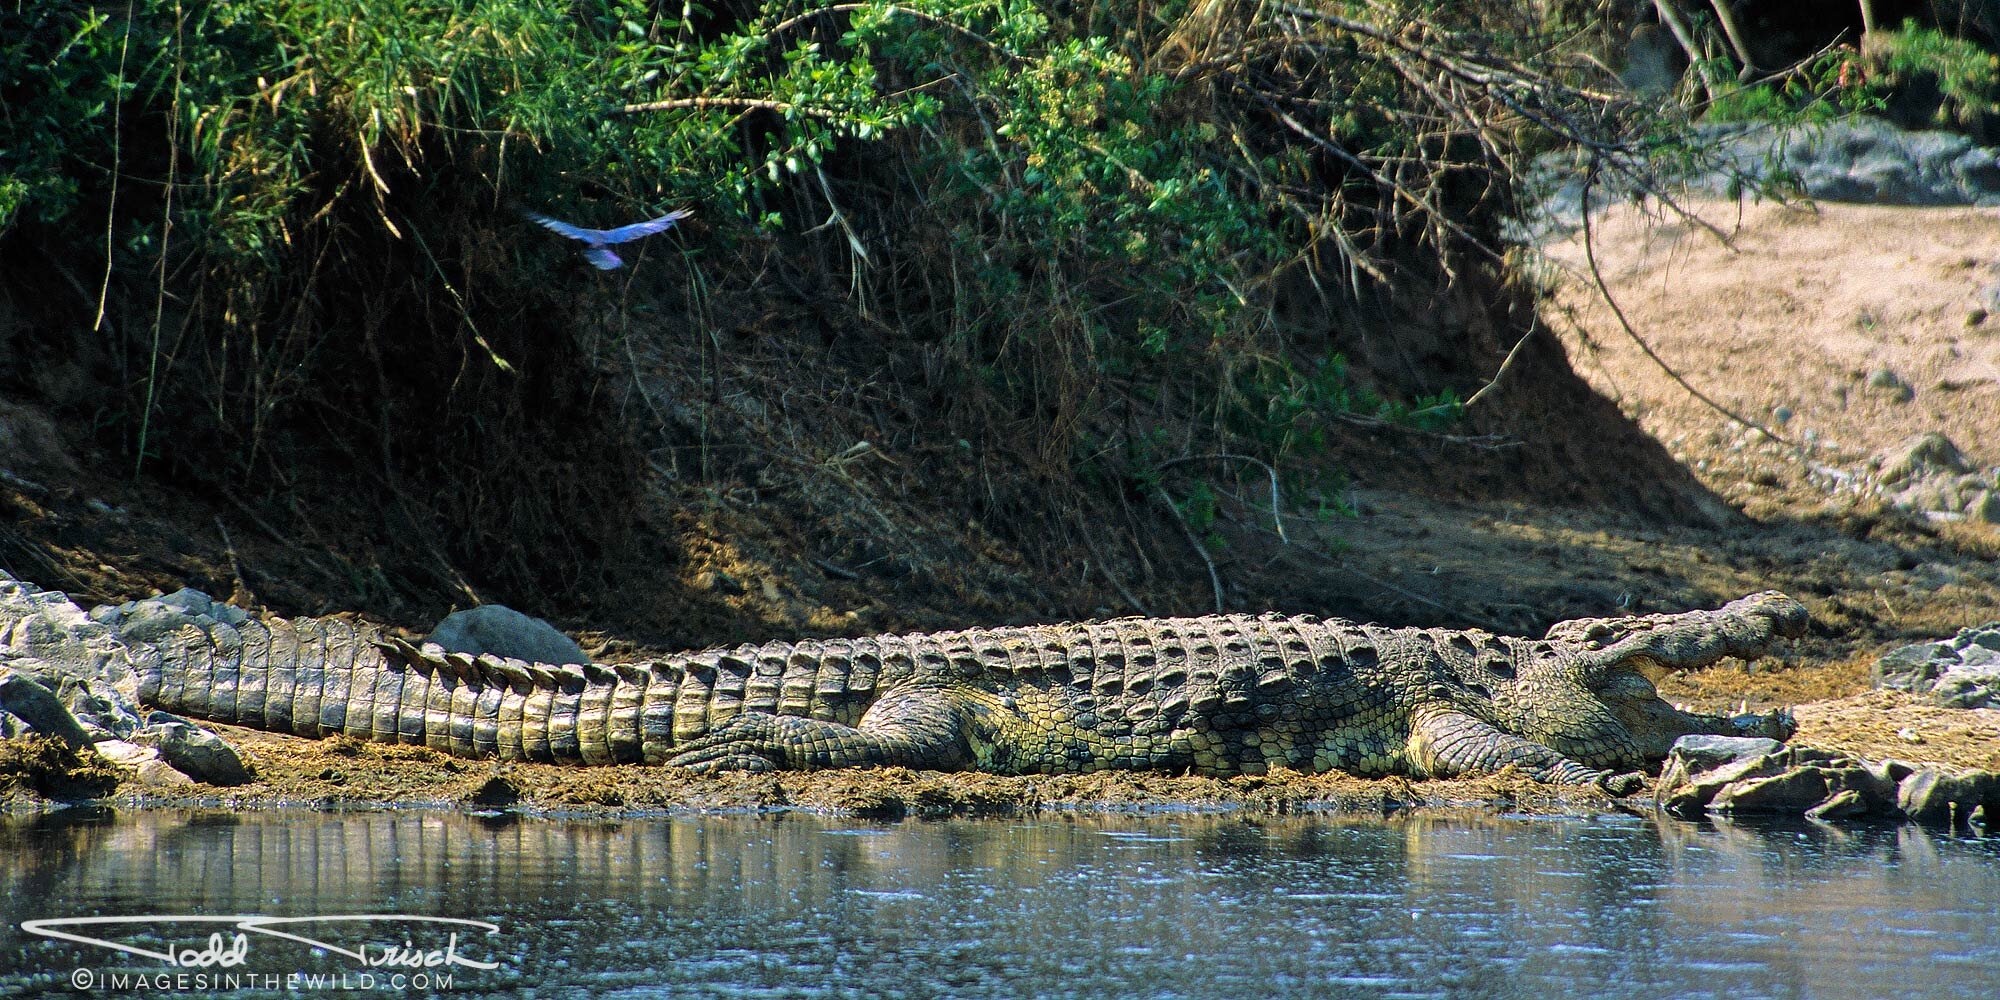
1, 0, 1642, 599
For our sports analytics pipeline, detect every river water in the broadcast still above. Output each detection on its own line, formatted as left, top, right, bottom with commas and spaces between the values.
1, 808, 1995, 998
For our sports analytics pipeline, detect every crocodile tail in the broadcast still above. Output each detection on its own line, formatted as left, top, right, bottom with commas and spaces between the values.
139, 616, 682, 764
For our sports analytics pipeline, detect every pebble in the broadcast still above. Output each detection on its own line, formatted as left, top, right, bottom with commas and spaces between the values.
1864, 368, 1915, 403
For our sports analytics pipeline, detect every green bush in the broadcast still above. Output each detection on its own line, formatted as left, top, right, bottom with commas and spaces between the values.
0, 0, 1653, 600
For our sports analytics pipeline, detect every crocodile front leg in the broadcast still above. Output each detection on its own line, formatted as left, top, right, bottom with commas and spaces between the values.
1408, 708, 1646, 794
665, 686, 988, 773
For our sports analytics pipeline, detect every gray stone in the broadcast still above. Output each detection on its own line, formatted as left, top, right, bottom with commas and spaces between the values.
1876, 432, 1969, 483
1865, 368, 1915, 403
1873, 642, 1952, 691
1874, 621, 2000, 709
131, 715, 254, 786
133, 758, 198, 788
0, 668, 92, 749
1666, 735, 1784, 772
425, 605, 588, 667
147, 588, 248, 626
1956, 643, 2000, 667
92, 739, 160, 768
1960, 627, 2000, 652
1896, 769, 2000, 829
1709, 767, 1833, 814
108, 601, 208, 645
1657, 737, 1791, 817
1804, 787, 1873, 820
1932, 674, 1997, 710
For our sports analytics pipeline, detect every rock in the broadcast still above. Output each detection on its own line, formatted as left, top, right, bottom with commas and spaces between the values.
1657, 736, 1792, 817
1709, 766, 1833, 814
133, 758, 198, 788
149, 588, 249, 627
1656, 740, 1952, 824
0, 398, 80, 473
1666, 735, 1784, 773
1875, 623, 2000, 708
1896, 769, 2000, 830
91, 739, 161, 768
1805, 788, 1873, 821
1873, 641, 1951, 691
1876, 432, 1969, 484
1960, 627, 2000, 653
425, 605, 588, 666
1865, 368, 1915, 403
1960, 490, 1992, 524
1867, 758, 1919, 786
1932, 674, 1997, 709
0, 668, 93, 749
1516, 118, 2000, 243
130, 715, 254, 786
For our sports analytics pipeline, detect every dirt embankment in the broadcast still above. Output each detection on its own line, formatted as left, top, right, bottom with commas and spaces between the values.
6, 197, 2000, 816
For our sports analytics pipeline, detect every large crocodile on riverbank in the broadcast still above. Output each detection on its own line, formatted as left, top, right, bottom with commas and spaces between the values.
1, 574, 1808, 788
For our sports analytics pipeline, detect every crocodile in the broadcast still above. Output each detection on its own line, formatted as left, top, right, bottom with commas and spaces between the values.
80, 588, 1804, 787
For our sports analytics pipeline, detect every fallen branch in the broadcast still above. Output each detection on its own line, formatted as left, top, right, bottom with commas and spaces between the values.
1578, 166, 1790, 445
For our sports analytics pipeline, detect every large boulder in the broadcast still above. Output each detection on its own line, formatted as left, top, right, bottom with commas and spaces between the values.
425, 605, 588, 666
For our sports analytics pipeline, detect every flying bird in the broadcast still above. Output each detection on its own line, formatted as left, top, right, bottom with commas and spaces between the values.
526, 207, 692, 270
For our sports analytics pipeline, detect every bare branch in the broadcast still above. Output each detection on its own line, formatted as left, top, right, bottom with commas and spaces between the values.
1155, 485, 1224, 613
620, 97, 848, 119
1156, 453, 1289, 544
1578, 167, 1790, 445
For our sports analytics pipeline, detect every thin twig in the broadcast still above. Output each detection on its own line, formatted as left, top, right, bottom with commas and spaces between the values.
620, 96, 847, 119
1154, 485, 1224, 613
811, 557, 860, 580
1155, 453, 1288, 544
1340, 561, 1508, 632
220, 490, 364, 596
1330, 412, 1522, 449
213, 516, 247, 602
1464, 320, 1542, 409
95, 2, 135, 336
1080, 527, 1149, 616
767, 3, 1019, 61
1578, 167, 1790, 445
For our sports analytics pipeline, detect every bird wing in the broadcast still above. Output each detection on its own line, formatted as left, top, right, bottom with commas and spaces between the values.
582, 246, 624, 270
526, 212, 610, 244
597, 208, 693, 244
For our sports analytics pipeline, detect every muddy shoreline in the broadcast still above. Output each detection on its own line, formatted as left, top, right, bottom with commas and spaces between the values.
6, 686, 1993, 820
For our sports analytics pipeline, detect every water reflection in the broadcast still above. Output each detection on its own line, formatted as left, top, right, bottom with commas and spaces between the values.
1, 808, 1994, 998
